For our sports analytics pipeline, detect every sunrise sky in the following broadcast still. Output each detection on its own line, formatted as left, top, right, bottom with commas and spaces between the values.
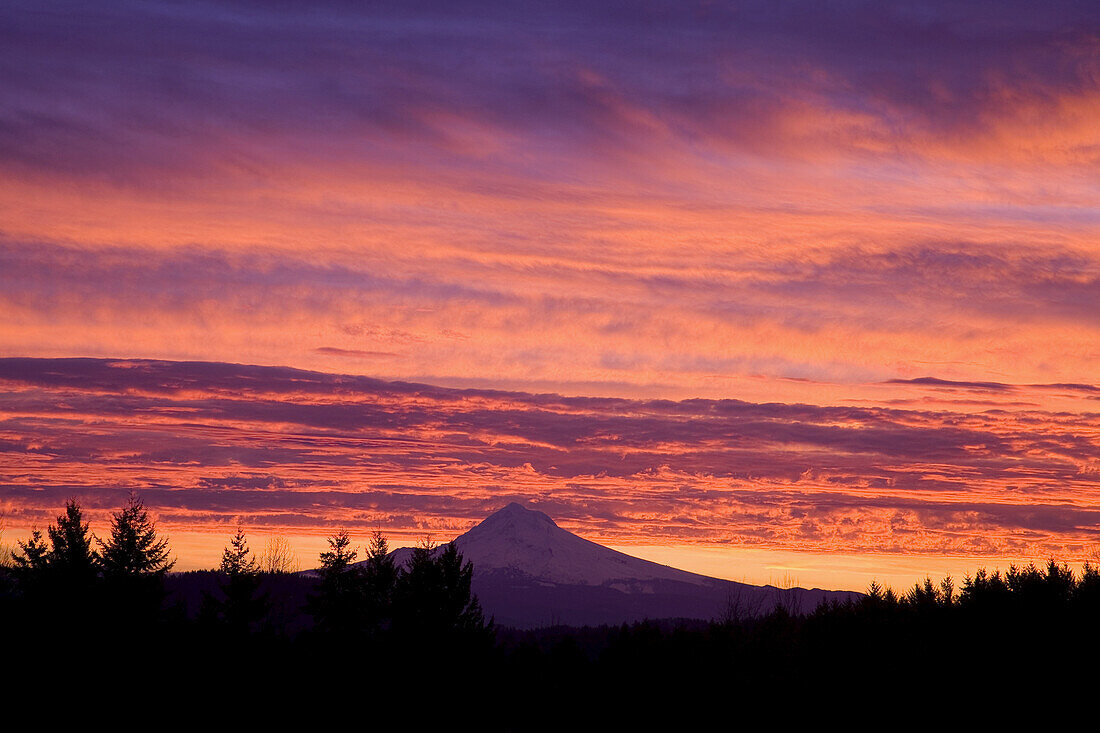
2, 1, 1098, 590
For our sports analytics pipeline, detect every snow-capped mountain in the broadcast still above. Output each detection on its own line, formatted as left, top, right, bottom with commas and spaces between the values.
382, 502, 860, 628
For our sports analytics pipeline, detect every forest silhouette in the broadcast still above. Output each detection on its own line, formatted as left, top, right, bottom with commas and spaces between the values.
3, 498, 1098, 708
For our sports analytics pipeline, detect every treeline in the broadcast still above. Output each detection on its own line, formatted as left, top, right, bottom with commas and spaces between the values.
4, 496, 174, 625
1, 498, 493, 683
498, 558, 1100, 705
4, 498, 1099, 706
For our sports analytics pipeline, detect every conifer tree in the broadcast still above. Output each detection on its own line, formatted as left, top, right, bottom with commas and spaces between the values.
98, 494, 174, 577
46, 499, 99, 585
221, 526, 260, 576
204, 527, 268, 634
361, 531, 397, 635
435, 541, 489, 636
10, 528, 50, 585
392, 539, 438, 634
392, 540, 491, 647
306, 530, 363, 636
97, 494, 174, 621
7, 503, 100, 612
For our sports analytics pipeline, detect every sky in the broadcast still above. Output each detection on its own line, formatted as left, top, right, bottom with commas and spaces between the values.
1, 1, 1098, 589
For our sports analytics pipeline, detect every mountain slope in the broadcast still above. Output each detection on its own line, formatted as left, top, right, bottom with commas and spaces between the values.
382, 503, 860, 628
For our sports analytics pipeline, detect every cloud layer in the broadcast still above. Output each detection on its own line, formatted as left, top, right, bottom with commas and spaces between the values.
1, 1, 1098, 399
1, 3, 1098, 570
2, 358, 1097, 560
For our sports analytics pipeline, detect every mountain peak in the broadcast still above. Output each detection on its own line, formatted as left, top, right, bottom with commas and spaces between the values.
481, 501, 558, 528
452, 501, 715, 587
377, 502, 860, 626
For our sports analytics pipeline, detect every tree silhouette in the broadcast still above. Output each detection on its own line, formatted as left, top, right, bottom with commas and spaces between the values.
905, 576, 941, 611
392, 541, 491, 650
306, 530, 363, 636
434, 541, 489, 636
361, 531, 397, 637
97, 494, 174, 621
203, 527, 269, 635
46, 499, 99, 587
4, 503, 103, 634
259, 534, 300, 574
98, 494, 174, 577
222, 527, 260, 575
961, 567, 1010, 608
391, 540, 437, 636
939, 576, 955, 606
10, 527, 50, 587
1077, 561, 1100, 610
9, 502, 99, 597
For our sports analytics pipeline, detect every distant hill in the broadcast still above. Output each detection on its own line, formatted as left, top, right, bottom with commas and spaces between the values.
373, 502, 860, 628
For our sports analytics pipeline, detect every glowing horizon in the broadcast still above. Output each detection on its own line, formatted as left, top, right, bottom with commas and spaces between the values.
1, 2, 1098, 589
2, 357, 1097, 592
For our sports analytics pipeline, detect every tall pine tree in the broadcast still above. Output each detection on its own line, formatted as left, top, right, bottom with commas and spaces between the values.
46, 499, 99, 586
392, 540, 491, 651
306, 530, 363, 636
203, 527, 269, 635
98, 494, 174, 577
98, 494, 174, 623
361, 531, 397, 637
10, 527, 50, 588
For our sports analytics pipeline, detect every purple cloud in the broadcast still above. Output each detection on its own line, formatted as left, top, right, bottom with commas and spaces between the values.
2, 358, 1098, 557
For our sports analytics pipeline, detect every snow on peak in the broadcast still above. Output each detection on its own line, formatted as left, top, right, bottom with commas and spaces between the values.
478, 502, 558, 529
450, 502, 710, 587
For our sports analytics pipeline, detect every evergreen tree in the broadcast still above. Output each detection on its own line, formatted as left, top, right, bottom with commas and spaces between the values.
204, 527, 268, 634
1077, 561, 1100, 610
392, 539, 437, 635
5, 527, 53, 643
306, 530, 363, 636
939, 576, 955, 606
10, 527, 50, 586
361, 531, 397, 636
434, 541, 490, 636
98, 494, 174, 577
8, 501, 99, 596
46, 499, 99, 585
7, 510, 103, 630
392, 540, 491, 648
97, 494, 174, 621
221, 526, 260, 576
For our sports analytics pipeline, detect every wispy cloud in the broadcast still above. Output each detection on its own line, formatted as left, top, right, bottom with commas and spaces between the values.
2, 359, 1097, 559
315, 347, 401, 359
0, 1, 1097, 399
1, 3, 1097, 567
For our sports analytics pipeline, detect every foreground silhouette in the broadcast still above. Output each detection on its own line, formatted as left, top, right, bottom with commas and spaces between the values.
3, 499, 1099, 713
